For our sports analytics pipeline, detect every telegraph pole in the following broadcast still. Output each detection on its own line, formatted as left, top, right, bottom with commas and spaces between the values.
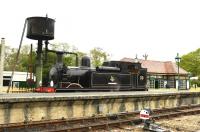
0, 38, 5, 88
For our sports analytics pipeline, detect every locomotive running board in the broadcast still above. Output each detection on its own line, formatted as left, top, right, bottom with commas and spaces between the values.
55, 88, 147, 92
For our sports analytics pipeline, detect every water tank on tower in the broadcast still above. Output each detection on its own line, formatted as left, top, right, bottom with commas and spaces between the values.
26, 17, 55, 40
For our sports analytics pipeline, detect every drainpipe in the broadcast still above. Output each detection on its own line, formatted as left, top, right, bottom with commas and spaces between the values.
0, 38, 5, 88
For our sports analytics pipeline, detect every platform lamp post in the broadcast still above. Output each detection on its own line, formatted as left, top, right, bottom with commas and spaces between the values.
175, 53, 181, 90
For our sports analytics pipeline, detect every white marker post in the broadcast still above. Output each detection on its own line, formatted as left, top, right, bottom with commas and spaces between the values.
50, 80, 54, 87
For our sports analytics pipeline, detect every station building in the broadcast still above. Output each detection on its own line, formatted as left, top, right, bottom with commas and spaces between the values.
121, 57, 190, 89
2, 71, 35, 88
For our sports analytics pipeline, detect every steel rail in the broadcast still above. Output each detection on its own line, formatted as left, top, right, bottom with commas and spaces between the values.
1, 104, 200, 132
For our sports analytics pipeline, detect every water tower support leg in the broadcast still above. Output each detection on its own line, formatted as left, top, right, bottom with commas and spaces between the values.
36, 40, 43, 87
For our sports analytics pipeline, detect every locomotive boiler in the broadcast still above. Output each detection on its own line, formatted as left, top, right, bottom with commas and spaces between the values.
46, 51, 148, 92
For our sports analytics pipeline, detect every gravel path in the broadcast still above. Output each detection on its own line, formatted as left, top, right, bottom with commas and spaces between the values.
94, 114, 200, 132
157, 114, 200, 132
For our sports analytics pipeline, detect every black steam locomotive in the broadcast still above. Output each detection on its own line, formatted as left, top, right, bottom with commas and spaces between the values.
47, 51, 148, 92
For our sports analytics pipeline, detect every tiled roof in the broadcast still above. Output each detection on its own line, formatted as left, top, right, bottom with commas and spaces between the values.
121, 57, 188, 75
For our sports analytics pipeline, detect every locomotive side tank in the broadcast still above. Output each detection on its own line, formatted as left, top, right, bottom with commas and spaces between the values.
48, 52, 147, 92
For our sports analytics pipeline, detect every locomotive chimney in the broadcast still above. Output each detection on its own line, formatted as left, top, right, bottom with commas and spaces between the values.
0, 38, 5, 88
56, 52, 63, 64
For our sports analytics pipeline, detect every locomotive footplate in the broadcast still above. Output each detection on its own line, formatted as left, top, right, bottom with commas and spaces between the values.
55, 87, 147, 92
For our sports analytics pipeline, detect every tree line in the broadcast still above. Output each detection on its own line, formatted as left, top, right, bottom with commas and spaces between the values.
180, 48, 200, 86
0, 43, 109, 83
2, 43, 199, 86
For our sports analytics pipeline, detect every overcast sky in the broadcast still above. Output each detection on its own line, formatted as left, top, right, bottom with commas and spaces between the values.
0, 0, 200, 61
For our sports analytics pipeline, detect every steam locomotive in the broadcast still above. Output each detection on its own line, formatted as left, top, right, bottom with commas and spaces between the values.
40, 51, 148, 92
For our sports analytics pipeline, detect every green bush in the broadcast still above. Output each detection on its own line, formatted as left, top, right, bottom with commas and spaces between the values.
190, 79, 200, 87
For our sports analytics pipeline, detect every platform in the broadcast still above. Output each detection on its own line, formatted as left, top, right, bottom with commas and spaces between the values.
0, 91, 200, 124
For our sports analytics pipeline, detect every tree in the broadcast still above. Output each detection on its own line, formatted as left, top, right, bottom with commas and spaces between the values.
3, 45, 35, 72
2, 43, 110, 85
49, 42, 86, 66
90, 47, 109, 67
77, 51, 87, 63
0, 44, 14, 71
180, 48, 200, 87
42, 43, 87, 84
180, 48, 200, 76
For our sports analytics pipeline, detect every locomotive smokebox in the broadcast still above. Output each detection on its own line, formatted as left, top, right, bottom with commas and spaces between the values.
26, 17, 55, 40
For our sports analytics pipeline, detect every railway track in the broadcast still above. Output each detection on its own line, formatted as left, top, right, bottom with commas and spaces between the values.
1, 104, 200, 132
